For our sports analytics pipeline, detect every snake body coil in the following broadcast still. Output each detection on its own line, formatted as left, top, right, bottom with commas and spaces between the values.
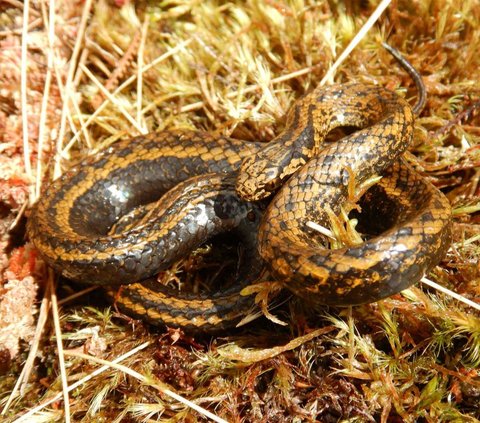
238, 83, 452, 305
28, 51, 452, 331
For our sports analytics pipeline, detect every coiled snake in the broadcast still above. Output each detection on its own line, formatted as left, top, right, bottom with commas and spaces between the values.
28, 46, 452, 331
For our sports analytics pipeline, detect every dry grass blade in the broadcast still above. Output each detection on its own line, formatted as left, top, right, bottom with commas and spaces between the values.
1, 279, 52, 414
306, 221, 336, 240
319, 0, 392, 86
34, 0, 55, 201
21, 0, 31, 182
421, 277, 480, 311
60, 351, 228, 423
217, 326, 335, 363
50, 271, 70, 423
13, 342, 150, 422
136, 18, 149, 130
53, 0, 93, 177
81, 64, 147, 134
178, 65, 316, 114
62, 38, 193, 155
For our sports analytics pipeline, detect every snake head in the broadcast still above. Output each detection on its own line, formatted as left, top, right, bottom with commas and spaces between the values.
236, 135, 312, 201
236, 152, 285, 201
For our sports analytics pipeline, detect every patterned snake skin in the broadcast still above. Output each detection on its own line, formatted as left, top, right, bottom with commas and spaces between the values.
28, 50, 452, 331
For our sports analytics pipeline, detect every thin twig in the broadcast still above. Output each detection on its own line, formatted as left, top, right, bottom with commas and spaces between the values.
58, 286, 98, 306
8, 201, 28, 232
30, 287, 98, 317
13, 342, 151, 422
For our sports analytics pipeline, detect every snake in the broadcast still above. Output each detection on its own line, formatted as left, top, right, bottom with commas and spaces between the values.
27, 45, 452, 331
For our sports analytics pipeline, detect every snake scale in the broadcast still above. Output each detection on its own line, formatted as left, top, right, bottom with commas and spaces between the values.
28, 46, 452, 331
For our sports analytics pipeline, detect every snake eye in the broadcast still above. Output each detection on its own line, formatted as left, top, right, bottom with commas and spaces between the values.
264, 179, 279, 193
